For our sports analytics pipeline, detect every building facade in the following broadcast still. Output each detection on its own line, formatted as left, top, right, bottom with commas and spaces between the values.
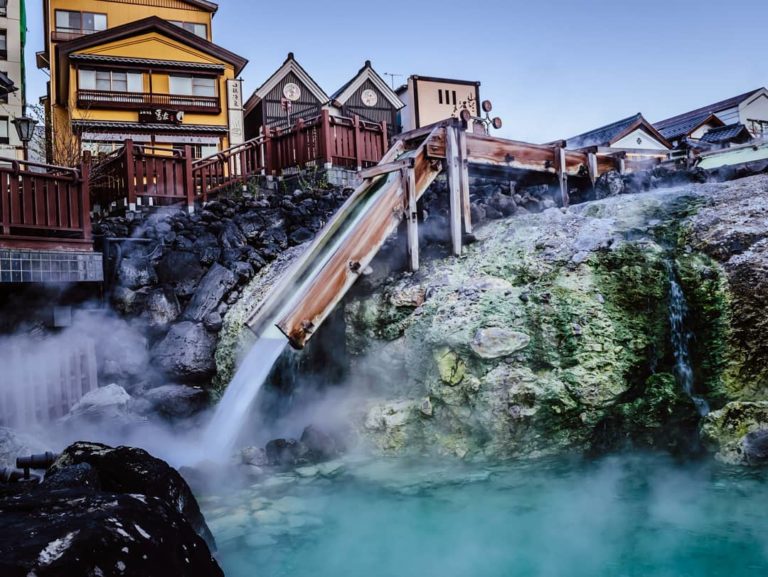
396, 76, 481, 134
0, 0, 27, 160
38, 0, 247, 164
563, 113, 672, 154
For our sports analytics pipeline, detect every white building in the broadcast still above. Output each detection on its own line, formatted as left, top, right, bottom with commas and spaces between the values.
0, 0, 25, 159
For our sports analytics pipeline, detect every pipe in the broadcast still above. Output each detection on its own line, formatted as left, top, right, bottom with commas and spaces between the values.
16, 452, 60, 479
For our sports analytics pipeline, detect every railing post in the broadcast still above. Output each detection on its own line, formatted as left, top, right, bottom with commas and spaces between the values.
184, 145, 195, 212
353, 114, 362, 172
380, 120, 388, 159
0, 165, 9, 236
80, 152, 93, 242
321, 109, 333, 169
262, 126, 272, 177
124, 139, 137, 212
295, 118, 305, 168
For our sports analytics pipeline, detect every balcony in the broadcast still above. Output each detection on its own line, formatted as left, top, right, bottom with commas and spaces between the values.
77, 90, 221, 114
51, 28, 102, 43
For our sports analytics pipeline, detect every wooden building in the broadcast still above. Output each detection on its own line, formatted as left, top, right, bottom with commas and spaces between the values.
243, 53, 328, 140
396, 75, 481, 133
38, 0, 247, 164
329, 61, 403, 138
563, 113, 672, 155
654, 88, 768, 142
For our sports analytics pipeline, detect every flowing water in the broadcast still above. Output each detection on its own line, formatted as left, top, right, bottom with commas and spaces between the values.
667, 265, 710, 416
202, 454, 768, 577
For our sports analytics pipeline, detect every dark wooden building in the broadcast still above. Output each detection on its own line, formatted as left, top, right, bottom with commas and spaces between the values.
244, 53, 329, 139
329, 61, 404, 137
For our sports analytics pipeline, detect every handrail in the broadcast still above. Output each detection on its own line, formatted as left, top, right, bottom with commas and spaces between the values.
0, 155, 80, 180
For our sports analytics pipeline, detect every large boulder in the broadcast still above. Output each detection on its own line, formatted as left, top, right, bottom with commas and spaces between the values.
143, 385, 209, 419
117, 256, 158, 290
152, 322, 217, 384
63, 384, 138, 427
156, 251, 205, 298
182, 264, 236, 322
0, 442, 221, 577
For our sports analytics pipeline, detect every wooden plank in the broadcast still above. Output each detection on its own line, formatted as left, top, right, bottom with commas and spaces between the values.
445, 125, 463, 256
403, 166, 419, 272
458, 127, 472, 234
587, 152, 598, 185
359, 157, 415, 180
556, 146, 569, 208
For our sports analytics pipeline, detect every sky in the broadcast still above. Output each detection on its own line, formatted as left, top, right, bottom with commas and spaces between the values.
26, 0, 768, 143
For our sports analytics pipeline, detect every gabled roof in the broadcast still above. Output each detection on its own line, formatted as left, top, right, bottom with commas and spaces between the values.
700, 123, 753, 144
55, 16, 248, 104
655, 112, 724, 141
330, 61, 404, 110
654, 88, 765, 132
177, 0, 219, 12
244, 53, 328, 113
564, 113, 672, 150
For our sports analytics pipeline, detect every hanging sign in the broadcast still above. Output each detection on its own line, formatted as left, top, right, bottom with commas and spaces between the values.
139, 109, 185, 125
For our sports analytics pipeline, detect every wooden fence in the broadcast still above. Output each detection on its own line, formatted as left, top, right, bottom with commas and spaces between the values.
0, 158, 93, 251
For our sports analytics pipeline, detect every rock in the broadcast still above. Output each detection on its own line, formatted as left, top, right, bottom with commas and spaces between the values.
742, 430, 768, 465
143, 385, 209, 419
182, 264, 236, 322
230, 261, 254, 284
701, 402, 768, 464
146, 288, 181, 330
118, 256, 158, 290
156, 251, 205, 298
112, 286, 149, 316
420, 398, 434, 417
470, 328, 531, 359
265, 439, 308, 467
240, 446, 268, 467
300, 425, 344, 462
204, 312, 224, 332
64, 384, 134, 425
595, 171, 625, 199
0, 442, 222, 577
289, 227, 314, 245
435, 348, 466, 385
152, 322, 217, 384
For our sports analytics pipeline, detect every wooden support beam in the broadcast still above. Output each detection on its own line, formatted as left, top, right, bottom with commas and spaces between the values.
445, 125, 463, 256
458, 127, 472, 234
402, 167, 419, 271
359, 156, 415, 180
618, 157, 626, 175
587, 152, 598, 185
555, 146, 569, 208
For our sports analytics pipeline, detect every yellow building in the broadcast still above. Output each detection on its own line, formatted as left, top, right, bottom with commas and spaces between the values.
37, 0, 247, 164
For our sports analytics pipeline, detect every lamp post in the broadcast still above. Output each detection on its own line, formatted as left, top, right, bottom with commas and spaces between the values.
12, 107, 38, 161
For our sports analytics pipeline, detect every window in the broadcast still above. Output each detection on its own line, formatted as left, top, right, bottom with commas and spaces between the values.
173, 143, 218, 159
0, 31, 6, 60
0, 72, 8, 103
79, 69, 143, 92
437, 89, 457, 106
0, 117, 9, 145
55, 10, 107, 35
168, 21, 208, 39
169, 76, 216, 97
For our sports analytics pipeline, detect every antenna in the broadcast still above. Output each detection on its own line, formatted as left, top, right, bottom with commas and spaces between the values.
384, 73, 404, 89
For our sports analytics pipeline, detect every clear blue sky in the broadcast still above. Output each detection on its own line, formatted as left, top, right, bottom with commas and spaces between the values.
26, 0, 768, 142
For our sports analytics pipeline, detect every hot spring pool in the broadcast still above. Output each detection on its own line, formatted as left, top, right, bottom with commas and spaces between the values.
200, 454, 768, 577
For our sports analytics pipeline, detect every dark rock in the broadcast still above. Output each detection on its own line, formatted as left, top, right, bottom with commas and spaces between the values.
144, 385, 209, 419
117, 256, 158, 290
219, 221, 247, 252
203, 312, 223, 332
182, 264, 236, 322
240, 446, 268, 467
111, 286, 149, 315
156, 251, 205, 298
742, 430, 768, 465
152, 322, 217, 383
300, 425, 344, 462
42, 462, 100, 491
192, 233, 221, 266
225, 291, 239, 306
595, 171, 625, 199
289, 226, 314, 245
145, 288, 181, 330
231, 261, 254, 284
489, 192, 517, 217
265, 438, 308, 467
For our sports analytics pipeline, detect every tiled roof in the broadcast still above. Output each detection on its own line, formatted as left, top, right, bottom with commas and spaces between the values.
654, 89, 763, 131
655, 112, 722, 140
700, 123, 752, 144
70, 54, 225, 72
72, 120, 228, 133
565, 113, 643, 149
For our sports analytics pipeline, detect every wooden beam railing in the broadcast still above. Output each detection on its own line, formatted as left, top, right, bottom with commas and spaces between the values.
0, 157, 92, 251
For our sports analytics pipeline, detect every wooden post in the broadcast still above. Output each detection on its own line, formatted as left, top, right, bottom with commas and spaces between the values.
380, 120, 388, 159
555, 146, 569, 208
295, 118, 305, 167
458, 126, 472, 234
124, 139, 137, 211
587, 152, 598, 186
618, 156, 626, 175
353, 114, 362, 171
321, 109, 333, 169
183, 145, 195, 212
80, 152, 93, 241
445, 124, 463, 256
402, 167, 419, 271
261, 126, 271, 176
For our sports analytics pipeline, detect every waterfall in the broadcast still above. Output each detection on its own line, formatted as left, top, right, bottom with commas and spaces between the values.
666, 265, 710, 416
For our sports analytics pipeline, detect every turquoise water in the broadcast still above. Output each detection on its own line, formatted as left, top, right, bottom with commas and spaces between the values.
201, 454, 768, 577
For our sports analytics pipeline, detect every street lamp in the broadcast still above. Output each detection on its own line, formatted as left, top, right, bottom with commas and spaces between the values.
12, 108, 38, 161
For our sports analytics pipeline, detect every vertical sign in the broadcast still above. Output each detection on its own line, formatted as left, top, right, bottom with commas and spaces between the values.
227, 78, 245, 147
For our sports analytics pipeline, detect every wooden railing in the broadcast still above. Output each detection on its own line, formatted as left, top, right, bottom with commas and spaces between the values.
77, 90, 221, 113
0, 158, 92, 251
90, 141, 195, 211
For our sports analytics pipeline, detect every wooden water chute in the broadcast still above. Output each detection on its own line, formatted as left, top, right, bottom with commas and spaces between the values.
245, 121, 637, 350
